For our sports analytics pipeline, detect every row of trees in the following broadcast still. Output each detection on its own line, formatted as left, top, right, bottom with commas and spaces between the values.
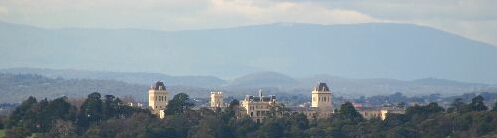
2, 92, 150, 137
4, 93, 497, 137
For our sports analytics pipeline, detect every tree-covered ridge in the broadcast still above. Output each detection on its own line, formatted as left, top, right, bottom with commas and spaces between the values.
0, 73, 147, 103
3, 93, 497, 137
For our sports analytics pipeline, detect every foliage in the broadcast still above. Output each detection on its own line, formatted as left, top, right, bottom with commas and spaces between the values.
7, 93, 497, 138
469, 95, 488, 111
165, 93, 195, 115
337, 102, 365, 123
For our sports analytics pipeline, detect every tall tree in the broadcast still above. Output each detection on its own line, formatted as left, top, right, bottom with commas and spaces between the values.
165, 93, 194, 115
221, 99, 239, 123
337, 102, 364, 123
447, 98, 469, 113
469, 95, 487, 112
77, 92, 103, 133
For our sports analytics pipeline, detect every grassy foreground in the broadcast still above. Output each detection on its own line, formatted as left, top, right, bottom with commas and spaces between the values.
0, 129, 5, 138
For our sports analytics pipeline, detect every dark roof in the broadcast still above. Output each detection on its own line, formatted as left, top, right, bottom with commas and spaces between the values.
245, 95, 276, 102
316, 82, 330, 91
152, 81, 166, 90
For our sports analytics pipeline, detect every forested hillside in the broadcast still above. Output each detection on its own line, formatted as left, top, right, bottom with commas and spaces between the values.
0, 73, 147, 103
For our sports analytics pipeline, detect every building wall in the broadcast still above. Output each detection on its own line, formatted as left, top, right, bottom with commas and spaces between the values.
149, 88, 168, 118
359, 110, 382, 120
311, 83, 334, 112
240, 94, 277, 123
358, 107, 406, 120
311, 91, 333, 109
241, 101, 273, 123
210, 91, 224, 108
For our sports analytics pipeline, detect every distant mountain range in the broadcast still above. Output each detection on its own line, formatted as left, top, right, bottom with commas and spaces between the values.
1, 68, 495, 103
1, 22, 496, 84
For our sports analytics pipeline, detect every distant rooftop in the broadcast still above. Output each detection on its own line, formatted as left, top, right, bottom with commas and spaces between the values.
244, 89, 276, 102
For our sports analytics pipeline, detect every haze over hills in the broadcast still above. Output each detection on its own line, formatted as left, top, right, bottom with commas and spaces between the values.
0, 68, 225, 88
1, 68, 494, 103
1, 22, 496, 84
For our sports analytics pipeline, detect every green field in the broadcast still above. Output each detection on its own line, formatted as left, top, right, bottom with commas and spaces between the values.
0, 129, 5, 138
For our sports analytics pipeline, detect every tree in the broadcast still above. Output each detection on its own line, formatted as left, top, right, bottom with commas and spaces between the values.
405, 102, 444, 118
447, 98, 469, 113
337, 102, 364, 123
84, 112, 164, 138
221, 99, 239, 123
0, 115, 5, 129
258, 118, 284, 138
77, 92, 103, 134
189, 115, 232, 138
285, 112, 309, 137
6, 96, 37, 129
469, 95, 487, 112
39, 119, 77, 138
229, 116, 259, 138
165, 93, 194, 115
492, 100, 497, 111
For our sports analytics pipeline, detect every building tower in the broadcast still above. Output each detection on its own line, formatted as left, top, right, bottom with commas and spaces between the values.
311, 82, 333, 111
210, 91, 224, 108
149, 81, 169, 118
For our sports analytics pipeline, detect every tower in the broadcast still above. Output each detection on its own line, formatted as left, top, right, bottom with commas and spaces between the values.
311, 82, 333, 111
149, 81, 168, 118
210, 91, 224, 108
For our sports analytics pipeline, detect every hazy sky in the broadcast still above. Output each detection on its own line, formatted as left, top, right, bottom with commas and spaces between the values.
0, 0, 496, 46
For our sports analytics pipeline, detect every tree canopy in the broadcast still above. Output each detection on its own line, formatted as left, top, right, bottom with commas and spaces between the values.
5, 94, 497, 138
165, 93, 195, 115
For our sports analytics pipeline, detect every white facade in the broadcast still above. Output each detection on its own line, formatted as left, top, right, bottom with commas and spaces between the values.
149, 81, 169, 118
311, 82, 333, 111
240, 89, 277, 123
210, 91, 224, 108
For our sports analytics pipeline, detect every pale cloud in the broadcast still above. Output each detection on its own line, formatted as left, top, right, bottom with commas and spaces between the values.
0, 0, 495, 46
194, 0, 378, 28
414, 19, 497, 46
341, 0, 497, 46
0, 5, 8, 16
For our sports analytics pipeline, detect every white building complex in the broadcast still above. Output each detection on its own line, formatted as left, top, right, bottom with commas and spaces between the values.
240, 89, 277, 123
148, 80, 403, 121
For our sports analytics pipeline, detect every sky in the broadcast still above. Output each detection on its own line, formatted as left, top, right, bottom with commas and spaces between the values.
0, 0, 496, 46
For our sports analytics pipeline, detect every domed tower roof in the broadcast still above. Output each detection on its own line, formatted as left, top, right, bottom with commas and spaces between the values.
152, 81, 166, 90
315, 82, 330, 91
